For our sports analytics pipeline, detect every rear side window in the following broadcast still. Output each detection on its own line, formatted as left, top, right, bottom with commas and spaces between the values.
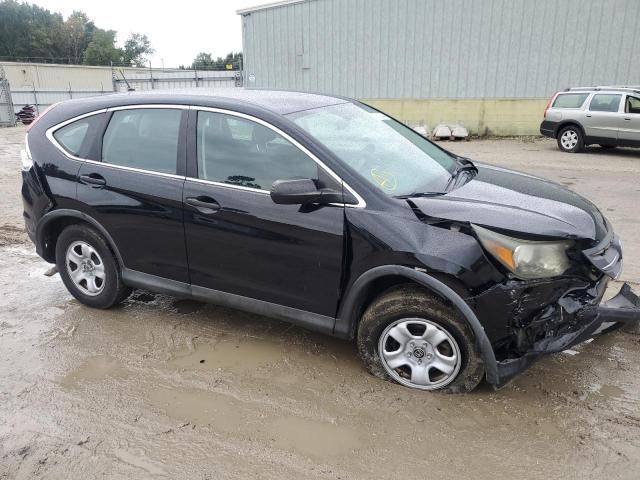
102, 108, 183, 174
589, 94, 622, 112
552, 93, 589, 109
196, 111, 319, 190
52, 114, 104, 157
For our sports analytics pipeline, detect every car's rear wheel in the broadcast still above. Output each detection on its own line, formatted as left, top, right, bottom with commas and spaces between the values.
557, 126, 584, 153
55, 224, 131, 308
357, 285, 484, 393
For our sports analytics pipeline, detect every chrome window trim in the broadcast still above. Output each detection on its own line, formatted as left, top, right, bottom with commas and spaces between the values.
191, 106, 366, 208
45, 106, 187, 179
107, 104, 190, 112
45, 109, 107, 162
187, 177, 269, 195
45, 104, 367, 207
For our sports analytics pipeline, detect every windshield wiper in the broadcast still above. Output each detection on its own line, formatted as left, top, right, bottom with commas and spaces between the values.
393, 191, 445, 199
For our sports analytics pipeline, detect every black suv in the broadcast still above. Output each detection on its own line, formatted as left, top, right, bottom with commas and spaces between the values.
21, 90, 639, 392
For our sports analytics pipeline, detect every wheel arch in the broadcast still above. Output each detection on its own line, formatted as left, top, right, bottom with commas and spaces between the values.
555, 120, 585, 138
36, 209, 124, 268
335, 265, 498, 384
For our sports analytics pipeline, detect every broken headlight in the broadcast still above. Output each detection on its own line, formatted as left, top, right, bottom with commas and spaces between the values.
473, 225, 573, 279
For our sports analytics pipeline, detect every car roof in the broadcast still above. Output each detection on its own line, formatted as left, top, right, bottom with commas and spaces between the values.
64, 88, 353, 116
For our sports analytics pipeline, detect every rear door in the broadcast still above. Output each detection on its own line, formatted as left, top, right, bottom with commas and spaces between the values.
182, 108, 345, 317
77, 106, 189, 282
618, 94, 640, 146
582, 93, 623, 142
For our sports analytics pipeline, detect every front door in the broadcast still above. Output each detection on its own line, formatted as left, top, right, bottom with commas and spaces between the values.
77, 106, 189, 282
618, 94, 640, 146
183, 109, 345, 317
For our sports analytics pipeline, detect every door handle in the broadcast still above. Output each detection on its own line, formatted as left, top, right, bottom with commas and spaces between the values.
79, 174, 106, 187
586, 114, 592, 118
624, 118, 631, 121
186, 196, 220, 213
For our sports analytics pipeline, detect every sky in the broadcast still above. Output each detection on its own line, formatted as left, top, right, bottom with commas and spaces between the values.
29, 0, 266, 67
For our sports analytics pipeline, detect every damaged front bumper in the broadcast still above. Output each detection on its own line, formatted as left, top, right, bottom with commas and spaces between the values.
488, 282, 640, 388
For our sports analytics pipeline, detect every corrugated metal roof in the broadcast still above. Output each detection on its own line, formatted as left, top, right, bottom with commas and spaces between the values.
237, 0, 310, 15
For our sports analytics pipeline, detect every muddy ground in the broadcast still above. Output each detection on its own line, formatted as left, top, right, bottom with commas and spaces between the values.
1, 126, 639, 479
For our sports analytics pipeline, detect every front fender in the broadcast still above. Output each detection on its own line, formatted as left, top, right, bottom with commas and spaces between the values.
334, 265, 499, 385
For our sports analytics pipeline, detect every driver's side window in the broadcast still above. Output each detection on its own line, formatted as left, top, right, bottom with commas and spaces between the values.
196, 111, 318, 190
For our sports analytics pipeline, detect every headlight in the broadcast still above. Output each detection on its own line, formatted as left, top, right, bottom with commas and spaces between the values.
473, 224, 573, 279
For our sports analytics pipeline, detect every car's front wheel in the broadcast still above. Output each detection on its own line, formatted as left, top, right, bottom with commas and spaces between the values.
357, 285, 484, 393
557, 125, 584, 153
55, 224, 131, 308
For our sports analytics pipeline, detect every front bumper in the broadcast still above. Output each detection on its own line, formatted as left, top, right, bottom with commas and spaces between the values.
492, 282, 640, 387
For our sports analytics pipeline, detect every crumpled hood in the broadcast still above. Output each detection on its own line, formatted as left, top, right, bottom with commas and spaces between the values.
410, 163, 608, 241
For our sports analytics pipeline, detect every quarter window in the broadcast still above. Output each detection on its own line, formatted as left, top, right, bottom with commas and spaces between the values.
53, 114, 103, 157
552, 93, 589, 109
589, 94, 622, 113
196, 111, 318, 190
102, 108, 183, 174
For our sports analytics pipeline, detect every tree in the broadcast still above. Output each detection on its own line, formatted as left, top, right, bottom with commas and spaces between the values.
62, 11, 96, 64
191, 51, 242, 70
122, 33, 154, 67
82, 30, 122, 66
0, 1, 154, 66
0, 0, 65, 61
191, 52, 215, 69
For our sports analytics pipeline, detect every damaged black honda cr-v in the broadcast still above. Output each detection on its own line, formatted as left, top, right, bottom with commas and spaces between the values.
21, 90, 640, 392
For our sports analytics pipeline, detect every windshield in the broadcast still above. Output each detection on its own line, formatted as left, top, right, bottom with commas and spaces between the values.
287, 103, 457, 196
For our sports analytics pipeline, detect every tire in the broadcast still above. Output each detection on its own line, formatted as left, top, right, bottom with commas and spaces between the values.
55, 224, 131, 309
557, 125, 584, 153
357, 284, 484, 393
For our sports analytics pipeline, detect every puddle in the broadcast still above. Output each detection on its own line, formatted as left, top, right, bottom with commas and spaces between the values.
169, 338, 285, 371
266, 416, 361, 458
147, 387, 246, 430
60, 356, 129, 390
597, 384, 625, 399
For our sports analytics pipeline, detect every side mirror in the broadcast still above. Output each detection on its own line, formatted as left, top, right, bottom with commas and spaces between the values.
270, 178, 343, 205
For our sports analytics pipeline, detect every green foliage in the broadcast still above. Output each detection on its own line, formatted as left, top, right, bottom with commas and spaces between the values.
122, 33, 154, 68
0, 0, 153, 66
82, 30, 121, 66
0, 0, 65, 60
191, 51, 242, 70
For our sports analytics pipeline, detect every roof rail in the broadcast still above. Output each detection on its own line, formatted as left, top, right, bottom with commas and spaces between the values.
565, 85, 640, 94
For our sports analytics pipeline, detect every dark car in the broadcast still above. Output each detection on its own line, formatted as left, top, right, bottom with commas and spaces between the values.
21, 90, 640, 393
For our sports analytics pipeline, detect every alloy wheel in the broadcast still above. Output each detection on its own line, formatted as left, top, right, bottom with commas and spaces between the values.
560, 129, 579, 150
378, 318, 462, 390
65, 240, 106, 296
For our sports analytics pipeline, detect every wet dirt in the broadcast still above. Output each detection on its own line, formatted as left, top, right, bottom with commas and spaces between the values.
1, 127, 639, 479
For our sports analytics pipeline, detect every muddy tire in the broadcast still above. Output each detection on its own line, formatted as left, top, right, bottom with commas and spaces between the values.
357, 285, 484, 393
557, 125, 584, 153
55, 224, 131, 309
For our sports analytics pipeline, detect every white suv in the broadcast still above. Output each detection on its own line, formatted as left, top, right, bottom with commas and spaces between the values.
540, 86, 640, 152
